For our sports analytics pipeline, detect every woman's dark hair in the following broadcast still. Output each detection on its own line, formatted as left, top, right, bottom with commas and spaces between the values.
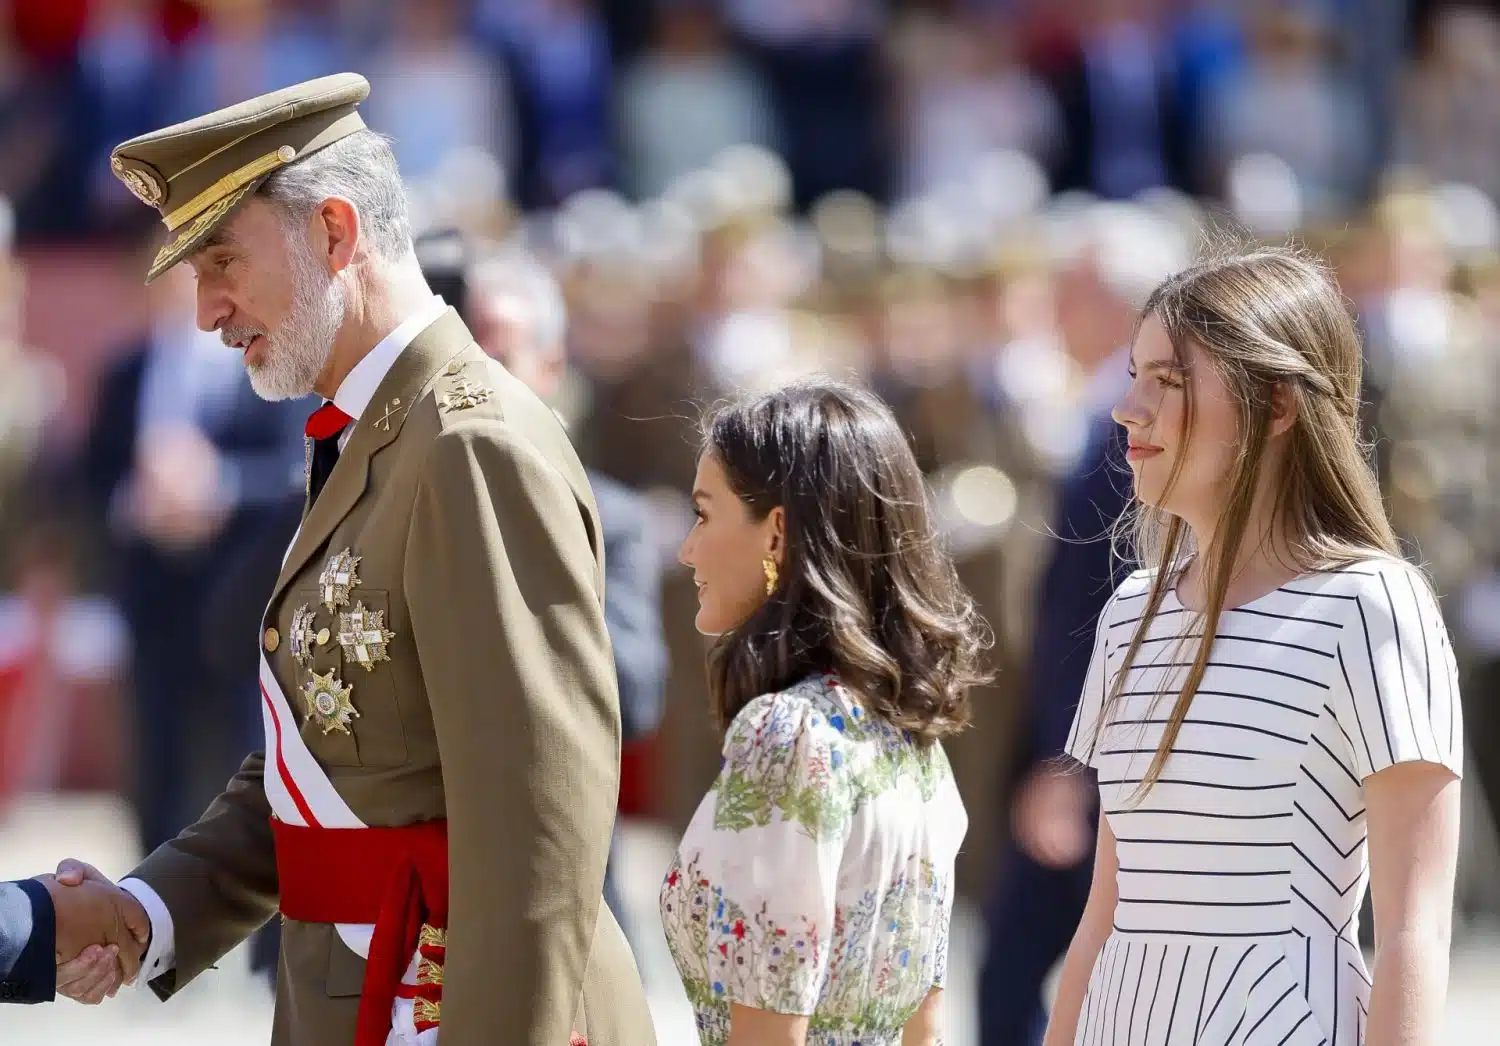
700, 379, 990, 744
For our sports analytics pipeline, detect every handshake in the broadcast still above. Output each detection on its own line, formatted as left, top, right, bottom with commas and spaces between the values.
36, 859, 151, 1004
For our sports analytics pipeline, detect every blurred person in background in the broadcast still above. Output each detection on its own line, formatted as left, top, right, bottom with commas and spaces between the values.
416, 228, 668, 957
0, 526, 130, 802
171, 0, 345, 124
1043, 0, 1190, 199
55, 0, 177, 238
1395, 5, 1500, 204
891, 9, 1063, 198
1343, 191, 1500, 865
0, 6, 65, 240
721, 0, 890, 206
616, 0, 778, 200
977, 202, 1174, 1046
481, 0, 616, 207
77, 255, 306, 857
664, 380, 988, 1046
0, 207, 64, 528
363, 0, 515, 182
1199, 6, 1369, 221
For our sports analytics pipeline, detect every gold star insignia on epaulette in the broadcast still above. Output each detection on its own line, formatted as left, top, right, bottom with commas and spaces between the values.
439, 377, 491, 412
319, 548, 361, 611
301, 670, 358, 734
337, 602, 395, 671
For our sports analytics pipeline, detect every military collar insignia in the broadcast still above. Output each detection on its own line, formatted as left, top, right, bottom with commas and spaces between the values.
439, 375, 492, 413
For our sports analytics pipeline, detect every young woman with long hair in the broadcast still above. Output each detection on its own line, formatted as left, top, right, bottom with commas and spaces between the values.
1044, 248, 1463, 1046
660, 379, 990, 1046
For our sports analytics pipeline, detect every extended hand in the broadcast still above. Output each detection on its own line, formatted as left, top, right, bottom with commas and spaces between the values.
1010, 767, 1094, 870
39, 859, 150, 1004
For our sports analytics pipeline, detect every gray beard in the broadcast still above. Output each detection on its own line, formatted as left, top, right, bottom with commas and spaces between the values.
242, 242, 346, 401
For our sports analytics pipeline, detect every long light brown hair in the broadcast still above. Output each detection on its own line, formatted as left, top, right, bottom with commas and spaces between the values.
1098, 246, 1401, 798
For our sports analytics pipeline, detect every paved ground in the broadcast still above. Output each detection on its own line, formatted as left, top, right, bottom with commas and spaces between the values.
0, 795, 1496, 1044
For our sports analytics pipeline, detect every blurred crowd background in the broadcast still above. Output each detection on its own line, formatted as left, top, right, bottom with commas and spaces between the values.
3, 0, 1500, 1039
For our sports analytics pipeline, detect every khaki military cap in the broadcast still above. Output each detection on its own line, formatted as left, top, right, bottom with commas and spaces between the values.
111, 73, 371, 283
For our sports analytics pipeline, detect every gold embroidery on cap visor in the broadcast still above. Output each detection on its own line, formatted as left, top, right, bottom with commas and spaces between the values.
163, 144, 296, 232
146, 181, 260, 283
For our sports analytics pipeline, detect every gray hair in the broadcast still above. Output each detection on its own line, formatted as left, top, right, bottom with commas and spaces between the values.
259, 130, 412, 263
468, 251, 568, 353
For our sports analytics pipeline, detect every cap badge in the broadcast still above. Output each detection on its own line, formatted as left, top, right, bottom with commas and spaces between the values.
110, 155, 165, 207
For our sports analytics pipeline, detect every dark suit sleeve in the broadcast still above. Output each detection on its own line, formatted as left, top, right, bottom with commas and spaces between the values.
217, 397, 308, 511
1025, 420, 1133, 765
1, 880, 56, 1004
590, 474, 667, 742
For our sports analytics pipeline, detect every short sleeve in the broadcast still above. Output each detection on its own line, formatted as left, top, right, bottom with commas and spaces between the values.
1334, 563, 1464, 781
696, 690, 854, 1015
1063, 590, 1123, 768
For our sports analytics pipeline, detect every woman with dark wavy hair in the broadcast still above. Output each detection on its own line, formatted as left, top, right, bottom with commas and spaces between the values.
659, 379, 989, 1046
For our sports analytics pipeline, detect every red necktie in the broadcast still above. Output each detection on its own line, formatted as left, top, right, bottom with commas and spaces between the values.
305, 402, 353, 440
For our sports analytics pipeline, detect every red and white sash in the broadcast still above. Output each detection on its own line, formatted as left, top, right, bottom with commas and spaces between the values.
260, 530, 435, 1045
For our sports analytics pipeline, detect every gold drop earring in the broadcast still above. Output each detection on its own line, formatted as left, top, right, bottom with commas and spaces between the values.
763, 556, 779, 596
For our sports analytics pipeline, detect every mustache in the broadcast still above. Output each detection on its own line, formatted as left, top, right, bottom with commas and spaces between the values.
221, 325, 268, 350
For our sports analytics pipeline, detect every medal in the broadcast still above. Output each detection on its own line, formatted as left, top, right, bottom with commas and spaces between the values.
289, 604, 319, 667
300, 670, 359, 734
337, 602, 395, 671
319, 548, 361, 612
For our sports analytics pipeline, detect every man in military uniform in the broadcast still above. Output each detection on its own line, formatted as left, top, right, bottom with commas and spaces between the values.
48, 74, 654, 1046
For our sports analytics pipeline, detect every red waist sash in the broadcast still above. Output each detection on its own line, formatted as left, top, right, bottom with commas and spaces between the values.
272, 818, 587, 1045
274, 818, 449, 1046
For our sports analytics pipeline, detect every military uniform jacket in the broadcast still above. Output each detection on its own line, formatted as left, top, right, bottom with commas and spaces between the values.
125, 309, 656, 1046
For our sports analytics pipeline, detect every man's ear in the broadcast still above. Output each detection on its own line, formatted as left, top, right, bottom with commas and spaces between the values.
317, 197, 361, 274
1270, 381, 1299, 439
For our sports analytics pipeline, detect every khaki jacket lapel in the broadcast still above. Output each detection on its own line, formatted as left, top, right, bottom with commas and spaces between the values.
269, 308, 475, 606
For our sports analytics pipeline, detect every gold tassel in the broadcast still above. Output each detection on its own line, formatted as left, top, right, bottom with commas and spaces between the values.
413, 997, 442, 1027
416, 956, 445, 986
418, 924, 447, 949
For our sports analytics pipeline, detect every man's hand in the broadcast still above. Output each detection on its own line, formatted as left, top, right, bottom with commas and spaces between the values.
39, 859, 150, 1004
131, 423, 229, 550
1010, 767, 1094, 869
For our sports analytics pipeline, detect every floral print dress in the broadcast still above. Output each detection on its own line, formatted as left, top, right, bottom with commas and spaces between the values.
660, 673, 968, 1046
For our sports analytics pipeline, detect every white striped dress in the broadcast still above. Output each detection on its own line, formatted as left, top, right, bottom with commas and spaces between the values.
1062, 558, 1463, 1046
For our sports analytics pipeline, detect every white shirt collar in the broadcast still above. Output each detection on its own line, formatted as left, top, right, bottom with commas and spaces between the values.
331, 296, 448, 421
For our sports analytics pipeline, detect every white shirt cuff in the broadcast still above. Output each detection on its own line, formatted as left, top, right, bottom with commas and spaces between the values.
119, 877, 175, 986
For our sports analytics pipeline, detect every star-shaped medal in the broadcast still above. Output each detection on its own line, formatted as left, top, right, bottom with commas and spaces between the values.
301, 670, 359, 735
337, 602, 395, 671
319, 548, 362, 612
